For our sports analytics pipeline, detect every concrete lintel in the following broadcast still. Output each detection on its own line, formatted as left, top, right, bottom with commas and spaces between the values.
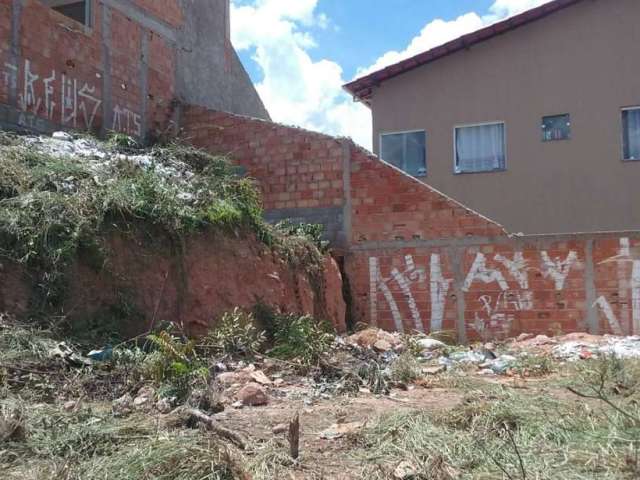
264, 206, 344, 245
101, 0, 177, 42
350, 236, 498, 251
0, 103, 60, 134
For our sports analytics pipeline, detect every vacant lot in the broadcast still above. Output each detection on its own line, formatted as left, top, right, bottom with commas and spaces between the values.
2, 316, 640, 480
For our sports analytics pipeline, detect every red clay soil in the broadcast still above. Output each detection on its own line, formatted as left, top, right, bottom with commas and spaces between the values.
0, 226, 346, 337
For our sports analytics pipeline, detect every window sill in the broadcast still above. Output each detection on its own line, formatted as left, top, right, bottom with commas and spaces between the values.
453, 168, 507, 175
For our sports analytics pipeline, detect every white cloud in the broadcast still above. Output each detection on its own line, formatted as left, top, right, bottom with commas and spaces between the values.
231, 0, 371, 149
356, 13, 485, 78
231, 0, 553, 151
357, 0, 553, 77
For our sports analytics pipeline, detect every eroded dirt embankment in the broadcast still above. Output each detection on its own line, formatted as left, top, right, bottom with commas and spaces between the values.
0, 131, 345, 337
0, 228, 345, 337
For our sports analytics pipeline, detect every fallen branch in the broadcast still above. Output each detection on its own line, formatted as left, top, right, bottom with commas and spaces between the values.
567, 386, 640, 424
185, 408, 247, 450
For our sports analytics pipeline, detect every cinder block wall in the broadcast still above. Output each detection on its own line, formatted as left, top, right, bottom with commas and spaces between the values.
183, 106, 640, 342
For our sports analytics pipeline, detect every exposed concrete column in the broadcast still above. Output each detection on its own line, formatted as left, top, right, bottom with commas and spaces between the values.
340, 139, 353, 250
140, 29, 150, 141
9, 0, 23, 107
448, 246, 468, 344
584, 238, 599, 334
100, 2, 112, 137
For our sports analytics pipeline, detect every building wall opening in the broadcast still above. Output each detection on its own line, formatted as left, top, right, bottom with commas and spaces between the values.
41, 0, 91, 26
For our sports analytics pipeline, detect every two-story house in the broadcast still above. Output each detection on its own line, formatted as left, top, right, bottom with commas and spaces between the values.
344, 0, 640, 234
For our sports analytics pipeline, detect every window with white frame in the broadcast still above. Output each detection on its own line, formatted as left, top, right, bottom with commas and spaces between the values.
380, 131, 426, 177
622, 107, 640, 161
454, 122, 506, 173
41, 0, 91, 26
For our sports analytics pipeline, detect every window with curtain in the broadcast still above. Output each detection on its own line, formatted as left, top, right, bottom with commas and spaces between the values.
623, 108, 640, 161
455, 122, 506, 173
380, 131, 427, 177
542, 114, 571, 141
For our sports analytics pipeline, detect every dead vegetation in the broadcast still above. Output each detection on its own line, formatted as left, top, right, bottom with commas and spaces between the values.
2, 313, 640, 479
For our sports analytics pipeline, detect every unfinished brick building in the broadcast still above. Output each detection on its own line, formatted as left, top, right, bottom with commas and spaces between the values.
0, 0, 268, 139
3, 0, 640, 343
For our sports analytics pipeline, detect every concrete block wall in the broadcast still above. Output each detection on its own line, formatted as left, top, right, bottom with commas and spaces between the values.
0, 0, 268, 139
182, 107, 640, 341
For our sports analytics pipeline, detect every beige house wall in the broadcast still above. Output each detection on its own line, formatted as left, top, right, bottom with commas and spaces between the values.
371, 0, 640, 234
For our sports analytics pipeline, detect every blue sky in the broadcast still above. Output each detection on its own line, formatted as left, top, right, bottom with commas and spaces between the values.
231, 0, 550, 149
239, 0, 495, 80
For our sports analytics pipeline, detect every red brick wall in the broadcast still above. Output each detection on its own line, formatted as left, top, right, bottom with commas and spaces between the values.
109, 7, 143, 136
133, 0, 183, 27
0, 0, 181, 137
350, 145, 505, 243
182, 108, 640, 341
347, 235, 639, 341
147, 32, 176, 134
183, 107, 345, 211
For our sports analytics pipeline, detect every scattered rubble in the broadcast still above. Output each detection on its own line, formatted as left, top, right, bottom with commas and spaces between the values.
237, 383, 269, 407
319, 421, 363, 440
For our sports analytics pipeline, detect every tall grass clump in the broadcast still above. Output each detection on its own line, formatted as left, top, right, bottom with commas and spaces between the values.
354, 385, 640, 479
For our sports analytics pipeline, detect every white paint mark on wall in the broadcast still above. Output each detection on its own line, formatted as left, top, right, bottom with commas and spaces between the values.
632, 260, 640, 335
391, 266, 423, 333
20, 59, 41, 113
2, 62, 18, 92
368, 257, 379, 328
494, 252, 529, 289
369, 257, 403, 332
78, 84, 102, 130
594, 296, 624, 336
429, 254, 451, 333
620, 237, 631, 257
113, 105, 142, 137
540, 251, 578, 291
463, 253, 508, 292
1, 57, 141, 136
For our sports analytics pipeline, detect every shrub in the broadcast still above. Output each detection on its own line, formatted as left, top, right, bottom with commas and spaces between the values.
203, 308, 266, 356
275, 221, 329, 253
144, 327, 208, 401
389, 352, 422, 384
268, 314, 334, 367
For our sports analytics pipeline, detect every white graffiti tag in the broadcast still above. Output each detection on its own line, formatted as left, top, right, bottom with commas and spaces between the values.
540, 251, 578, 290
430, 254, 452, 333
370, 255, 444, 333
463, 253, 508, 292
495, 252, 529, 289
596, 238, 640, 335
473, 290, 533, 339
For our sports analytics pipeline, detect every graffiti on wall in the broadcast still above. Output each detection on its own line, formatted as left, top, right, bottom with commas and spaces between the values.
369, 250, 579, 335
1, 58, 141, 136
595, 238, 640, 335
